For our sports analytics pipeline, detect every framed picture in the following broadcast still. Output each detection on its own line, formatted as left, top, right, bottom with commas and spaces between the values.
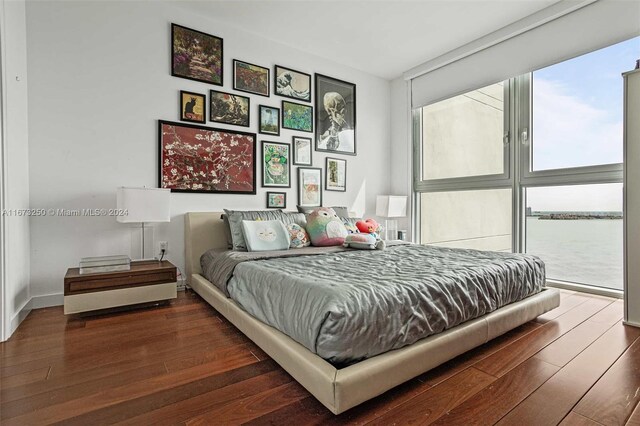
179, 91, 205, 124
325, 157, 347, 192
171, 23, 223, 86
274, 65, 311, 102
262, 141, 290, 188
233, 59, 270, 97
315, 73, 356, 156
259, 105, 280, 136
292, 136, 312, 166
158, 120, 256, 194
297, 167, 322, 207
266, 192, 286, 209
282, 100, 313, 133
210, 90, 250, 127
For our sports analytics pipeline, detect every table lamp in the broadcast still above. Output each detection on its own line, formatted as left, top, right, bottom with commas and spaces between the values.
376, 195, 407, 240
116, 187, 170, 259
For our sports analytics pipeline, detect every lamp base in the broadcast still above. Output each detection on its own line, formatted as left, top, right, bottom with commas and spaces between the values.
383, 219, 398, 241
130, 223, 155, 260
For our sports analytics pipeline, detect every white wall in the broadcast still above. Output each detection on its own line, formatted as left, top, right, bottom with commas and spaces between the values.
25, 1, 391, 302
1, 0, 31, 339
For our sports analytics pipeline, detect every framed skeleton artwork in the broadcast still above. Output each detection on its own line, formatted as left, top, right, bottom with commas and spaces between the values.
315, 74, 356, 156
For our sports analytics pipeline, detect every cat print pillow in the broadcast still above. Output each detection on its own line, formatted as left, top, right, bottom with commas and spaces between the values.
241, 220, 290, 252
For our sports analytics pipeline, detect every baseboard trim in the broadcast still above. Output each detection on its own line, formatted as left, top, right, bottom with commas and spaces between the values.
3, 292, 65, 341
546, 280, 623, 299
8, 298, 32, 339
31, 293, 64, 309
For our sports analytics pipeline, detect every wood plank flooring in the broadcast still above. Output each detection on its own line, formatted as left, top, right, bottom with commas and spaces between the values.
1, 289, 637, 425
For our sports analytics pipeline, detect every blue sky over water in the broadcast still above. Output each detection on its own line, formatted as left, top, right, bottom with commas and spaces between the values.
528, 36, 639, 211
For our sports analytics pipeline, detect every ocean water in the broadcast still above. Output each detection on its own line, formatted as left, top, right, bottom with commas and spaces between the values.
525, 217, 623, 290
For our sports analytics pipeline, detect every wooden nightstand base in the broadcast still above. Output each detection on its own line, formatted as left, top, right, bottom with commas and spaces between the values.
64, 282, 177, 314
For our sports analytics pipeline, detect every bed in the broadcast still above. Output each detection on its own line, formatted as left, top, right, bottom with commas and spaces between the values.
185, 212, 560, 414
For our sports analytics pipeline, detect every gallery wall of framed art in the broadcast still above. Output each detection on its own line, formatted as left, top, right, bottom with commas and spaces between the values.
26, 2, 395, 304
161, 17, 387, 224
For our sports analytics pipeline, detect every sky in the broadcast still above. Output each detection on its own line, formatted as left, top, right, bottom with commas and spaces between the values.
527, 36, 639, 212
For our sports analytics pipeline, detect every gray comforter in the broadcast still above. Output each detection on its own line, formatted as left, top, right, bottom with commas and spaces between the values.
201, 244, 545, 365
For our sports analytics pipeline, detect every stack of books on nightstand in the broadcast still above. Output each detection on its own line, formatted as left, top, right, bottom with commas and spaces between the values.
79, 255, 131, 274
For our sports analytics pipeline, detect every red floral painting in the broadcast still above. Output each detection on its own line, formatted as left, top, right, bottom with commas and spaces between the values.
159, 121, 256, 194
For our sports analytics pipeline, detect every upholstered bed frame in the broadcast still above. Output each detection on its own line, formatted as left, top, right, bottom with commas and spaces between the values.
184, 212, 560, 415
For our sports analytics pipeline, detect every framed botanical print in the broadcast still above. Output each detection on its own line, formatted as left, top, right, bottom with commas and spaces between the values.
266, 192, 286, 209
292, 136, 312, 166
282, 101, 313, 133
171, 24, 223, 86
325, 157, 346, 192
274, 65, 311, 102
259, 105, 280, 136
158, 120, 256, 194
210, 90, 250, 127
297, 167, 322, 208
179, 91, 205, 124
233, 60, 270, 97
315, 73, 356, 156
262, 141, 290, 188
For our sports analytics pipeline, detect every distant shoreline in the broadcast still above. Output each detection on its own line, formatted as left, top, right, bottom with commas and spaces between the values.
531, 214, 622, 220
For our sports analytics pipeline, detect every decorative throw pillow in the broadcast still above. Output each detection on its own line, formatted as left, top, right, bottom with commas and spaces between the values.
241, 220, 290, 252
343, 233, 385, 250
306, 207, 348, 247
297, 205, 350, 219
287, 223, 311, 248
341, 217, 361, 234
224, 209, 285, 251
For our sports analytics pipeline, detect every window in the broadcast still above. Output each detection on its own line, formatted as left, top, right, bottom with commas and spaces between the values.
421, 189, 512, 251
421, 83, 506, 180
525, 184, 623, 290
415, 81, 513, 253
413, 36, 638, 294
531, 38, 637, 171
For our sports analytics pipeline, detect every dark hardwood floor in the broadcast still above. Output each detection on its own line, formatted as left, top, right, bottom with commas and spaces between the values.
0, 289, 637, 425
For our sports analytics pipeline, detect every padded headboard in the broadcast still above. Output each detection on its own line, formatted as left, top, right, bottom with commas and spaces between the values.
184, 212, 227, 285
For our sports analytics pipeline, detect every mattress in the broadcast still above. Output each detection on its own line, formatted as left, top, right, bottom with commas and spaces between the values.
201, 243, 546, 365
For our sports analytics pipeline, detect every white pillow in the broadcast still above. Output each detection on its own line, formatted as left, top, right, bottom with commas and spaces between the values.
241, 220, 290, 252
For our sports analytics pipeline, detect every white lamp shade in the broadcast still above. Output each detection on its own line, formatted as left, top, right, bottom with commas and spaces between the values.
376, 195, 407, 218
116, 187, 171, 223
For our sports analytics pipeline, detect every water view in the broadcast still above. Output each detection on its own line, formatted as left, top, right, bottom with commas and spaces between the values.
525, 214, 623, 290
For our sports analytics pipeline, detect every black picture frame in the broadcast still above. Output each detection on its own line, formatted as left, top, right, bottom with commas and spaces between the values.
325, 157, 347, 192
209, 90, 250, 128
297, 167, 322, 208
258, 105, 280, 136
282, 100, 313, 133
171, 23, 223, 86
315, 73, 357, 156
179, 90, 206, 124
292, 136, 313, 166
158, 120, 256, 194
262, 140, 291, 188
274, 65, 312, 102
266, 192, 287, 209
233, 59, 270, 97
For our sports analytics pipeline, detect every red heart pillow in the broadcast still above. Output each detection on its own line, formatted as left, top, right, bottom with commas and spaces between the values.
356, 219, 380, 234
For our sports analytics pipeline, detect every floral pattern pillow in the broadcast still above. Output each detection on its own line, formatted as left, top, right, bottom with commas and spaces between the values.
287, 223, 311, 248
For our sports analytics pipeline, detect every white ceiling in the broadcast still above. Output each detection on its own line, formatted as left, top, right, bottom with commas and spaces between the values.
177, 0, 560, 80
